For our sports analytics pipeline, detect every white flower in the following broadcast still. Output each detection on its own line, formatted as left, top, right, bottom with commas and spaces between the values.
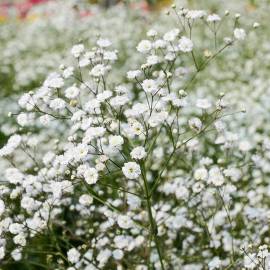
97, 249, 111, 265
45, 74, 64, 88
67, 248, 80, 264
7, 134, 21, 149
234, 28, 246, 40
141, 79, 158, 94
75, 143, 88, 159
0, 247, 5, 260
147, 55, 159, 65
194, 168, 208, 181
244, 253, 257, 269
163, 28, 180, 42
9, 223, 24, 235
122, 162, 141, 179
84, 168, 98, 185
13, 233, 26, 246
207, 14, 221, 22
17, 113, 29, 127
104, 51, 117, 61
11, 248, 22, 261
196, 98, 212, 109
79, 57, 90, 67
147, 29, 157, 37
136, 40, 152, 53
65, 85, 80, 99
40, 115, 52, 125
18, 93, 32, 109
90, 64, 106, 77
71, 44, 84, 58
178, 36, 193, 52
112, 249, 124, 260
192, 182, 204, 193
110, 95, 129, 107
97, 90, 112, 102
131, 146, 146, 160
186, 10, 206, 19
208, 167, 224, 186
49, 98, 65, 110
63, 67, 74, 78
79, 194, 93, 206
189, 117, 202, 132
97, 38, 112, 47
109, 135, 124, 148
5, 168, 24, 184
117, 215, 133, 229
208, 257, 221, 270
0, 200, 5, 216
127, 70, 142, 80
129, 121, 144, 136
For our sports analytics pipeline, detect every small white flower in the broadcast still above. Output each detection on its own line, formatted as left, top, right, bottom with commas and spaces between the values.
117, 215, 133, 229
84, 168, 99, 185
71, 44, 84, 58
0, 247, 5, 260
63, 67, 74, 78
147, 55, 159, 65
65, 85, 80, 99
49, 98, 66, 110
109, 135, 124, 148
234, 28, 246, 40
97, 38, 112, 47
131, 146, 146, 160
196, 98, 212, 109
67, 248, 80, 264
141, 79, 158, 94
189, 117, 202, 132
194, 168, 208, 181
208, 167, 224, 186
147, 29, 157, 37
122, 162, 141, 179
163, 28, 180, 42
79, 57, 90, 67
207, 14, 221, 22
0, 199, 5, 216
178, 36, 193, 52
79, 194, 93, 206
137, 40, 152, 53
127, 70, 142, 80
112, 249, 124, 260
90, 64, 106, 77
208, 257, 221, 270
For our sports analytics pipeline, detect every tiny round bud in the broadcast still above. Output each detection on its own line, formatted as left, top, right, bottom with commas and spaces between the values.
166, 72, 172, 78
235, 13, 241, 19
241, 108, 246, 113
69, 99, 78, 107
179, 89, 187, 97
8, 112, 12, 117
225, 10, 229, 16
171, 4, 176, 9
204, 49, 212, 58
253, 22, 260, 28
219, 92, 225, 98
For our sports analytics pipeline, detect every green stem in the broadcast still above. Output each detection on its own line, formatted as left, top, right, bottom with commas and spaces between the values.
141, 163, 165, 270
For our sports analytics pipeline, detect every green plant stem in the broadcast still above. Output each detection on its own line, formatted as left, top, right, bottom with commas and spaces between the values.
141, 163, 165, 270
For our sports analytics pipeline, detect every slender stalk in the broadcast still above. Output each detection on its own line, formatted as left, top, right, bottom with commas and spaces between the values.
141, 163, 165, 270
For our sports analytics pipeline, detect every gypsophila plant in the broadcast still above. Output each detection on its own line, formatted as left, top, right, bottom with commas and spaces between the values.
0, 4, 261, 270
